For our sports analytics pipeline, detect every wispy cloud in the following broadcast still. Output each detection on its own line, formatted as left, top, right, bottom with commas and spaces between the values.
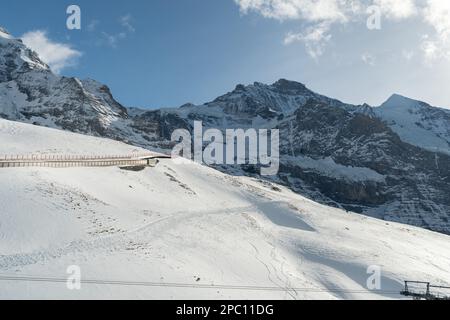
235, 0, 360, 59
234, 0, 450, 63
422, 0, 450, 62
284, 22, 332, 59
120, 14, 136, 33
101, 31, 127, 48
234, 0, 419, 23
21, 30, 82, 73
402, 50, 415, 61
87, 20, 100, 32
373, 0, 418, 20
361, 52, 376, 66
235, 0, 349, 23
97, 14, 136, 48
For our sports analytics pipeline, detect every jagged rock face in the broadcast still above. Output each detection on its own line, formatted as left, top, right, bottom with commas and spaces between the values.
0, 29, 49, 83
139, 95, 450, 234
132, 110, 191, 141
1, 26, 450, 234
277, 101, 450, 234
125, 95, 450, 234
208, 79, 346, 118
0, 30, 128, 137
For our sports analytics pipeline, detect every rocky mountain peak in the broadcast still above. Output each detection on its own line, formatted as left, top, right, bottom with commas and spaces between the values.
272, 78, 307, 92
0, 28, 50, 81
0, 29, 128, 135
380, 94, 424, 109
180, 102, 196, 108
230, 79, 309, 96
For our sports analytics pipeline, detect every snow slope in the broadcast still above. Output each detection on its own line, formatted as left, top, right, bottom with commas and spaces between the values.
0, 118, 450, 300
375, 94, 450, 155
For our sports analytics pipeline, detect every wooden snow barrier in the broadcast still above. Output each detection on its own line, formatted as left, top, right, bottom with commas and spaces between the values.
0, 153, 171, 169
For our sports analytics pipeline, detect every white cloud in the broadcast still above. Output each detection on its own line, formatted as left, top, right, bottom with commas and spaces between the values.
421, 0, 450, 62
424, 0, 450, 39
234, 0, 450, 63
421, 36, 439, 61
284, 22, 332, 59
97, 14, 135, 48
235, 0, 418, 22
21, 30, 82, 74
373, 0, 418, 20
101, 32, 127, 48
87, 20, 100, 32
235, 0, 349, 23
402, 50, 415, 61
120, 14, 135, 33
236, 1, 349, 59
361, 52, 376, 66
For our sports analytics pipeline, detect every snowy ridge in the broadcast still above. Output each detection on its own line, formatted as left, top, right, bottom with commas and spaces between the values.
207, 79, 346, 117
375, 94, 450, 155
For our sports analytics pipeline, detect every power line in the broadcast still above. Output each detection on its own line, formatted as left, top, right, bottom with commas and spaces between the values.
0, 274, 402, 295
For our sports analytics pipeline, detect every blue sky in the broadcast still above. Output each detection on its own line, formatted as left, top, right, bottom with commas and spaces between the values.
1, 0, 450, 109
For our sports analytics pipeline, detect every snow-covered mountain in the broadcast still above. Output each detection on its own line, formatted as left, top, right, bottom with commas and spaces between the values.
164, 93, 450, 234
375, 94, 450, 155
1, 118, 450, 299
1, 26, 450, 235
0, 28, 129, 137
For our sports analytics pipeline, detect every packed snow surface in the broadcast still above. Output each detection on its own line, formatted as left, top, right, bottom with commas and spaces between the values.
0, 118, 449, 299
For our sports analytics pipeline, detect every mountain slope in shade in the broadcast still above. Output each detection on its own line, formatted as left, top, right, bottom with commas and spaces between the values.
1, 26, 450, 234
1, 118, 450, 299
